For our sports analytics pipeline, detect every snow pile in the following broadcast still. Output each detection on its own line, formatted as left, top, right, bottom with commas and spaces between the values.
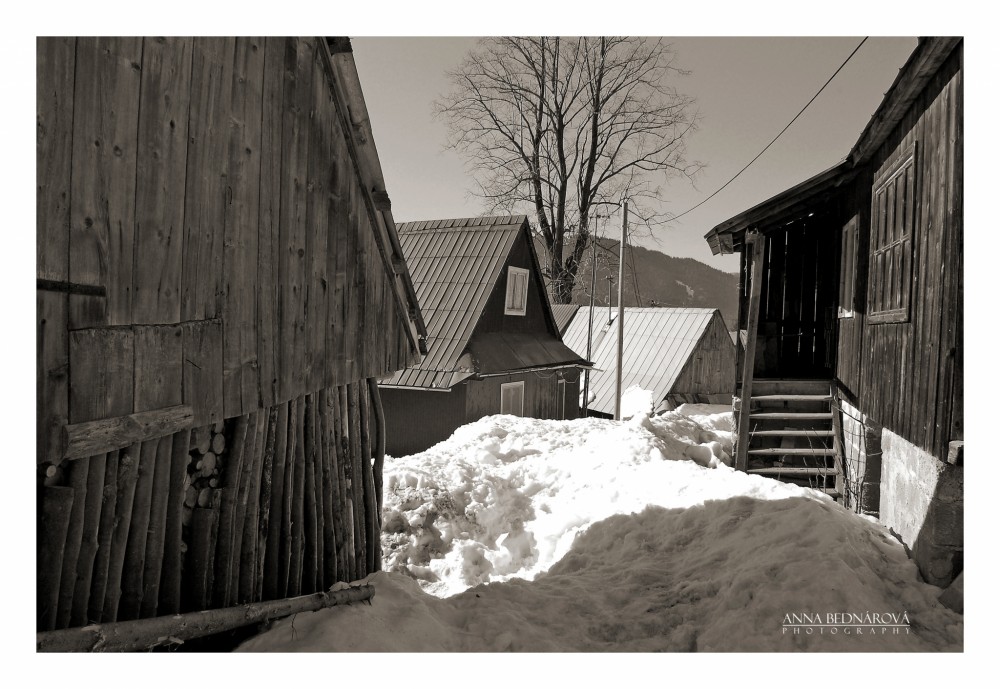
378, 407, 735, 597
239, 407, 962, 651
619, 385, 656, 418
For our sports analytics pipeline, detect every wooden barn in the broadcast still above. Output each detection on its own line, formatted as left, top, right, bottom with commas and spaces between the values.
36, 36, 429, 649
561, 307, 735, 417
378, 216, 589, 457
704, 38, 962, 586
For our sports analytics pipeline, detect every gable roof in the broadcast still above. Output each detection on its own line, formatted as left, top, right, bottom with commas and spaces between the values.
704, 37, 962, 255
550, 303, 581, 335
562, 307, 720, 416
382, 215, 583, 389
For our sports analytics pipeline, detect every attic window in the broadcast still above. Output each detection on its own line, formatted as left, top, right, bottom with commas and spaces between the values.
505, 266, 529, 316
500, 381, 524, 416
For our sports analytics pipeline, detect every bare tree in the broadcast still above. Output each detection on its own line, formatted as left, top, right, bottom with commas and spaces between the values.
436, 37, 699, 303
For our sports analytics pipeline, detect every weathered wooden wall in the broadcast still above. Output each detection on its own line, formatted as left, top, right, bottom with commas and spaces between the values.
464, 370, 581, 425
37, 380, 385, 632
832, 43, 963, 462
671, 312, 736, 398
36, 37, 418, 467
381, 387, 469, 457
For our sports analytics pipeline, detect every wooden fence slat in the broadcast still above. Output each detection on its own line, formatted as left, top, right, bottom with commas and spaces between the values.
139, 435, 174, 618
263, 401, 289, 600
118, 439, 159, 620
88, 450, 119, 623
359, 382, 377, 574
38, 486, 75, 631
71, 453, 108, 626
56, 457, 90, 628
336, 385, 355, 581
347, 383, 366, 579
213, 414, 249, 608
278, 398, 298, 597
102, 443, 141, 622
318, 389, 337, 587
159, 428, 192, 614
255, 407, 279, 601
132, 36, 193, 325
302, 394, 320, 592
237, 411, 268, 603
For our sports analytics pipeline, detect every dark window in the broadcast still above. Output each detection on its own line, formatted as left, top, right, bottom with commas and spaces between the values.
868, 143, 917, 324
839, 215, 858, 318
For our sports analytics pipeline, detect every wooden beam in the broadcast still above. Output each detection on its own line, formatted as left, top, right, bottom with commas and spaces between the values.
947, 440, 964, 466
735, 231, 765, 472
62, 405, 193, 461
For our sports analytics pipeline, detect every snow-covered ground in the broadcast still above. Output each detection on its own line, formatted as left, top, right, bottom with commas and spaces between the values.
239, 405, 962, 652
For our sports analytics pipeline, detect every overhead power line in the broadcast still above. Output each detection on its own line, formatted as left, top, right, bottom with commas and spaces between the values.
669, 36, 870, 224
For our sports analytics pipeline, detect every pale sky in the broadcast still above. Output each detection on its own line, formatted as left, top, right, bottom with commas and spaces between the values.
352, 36, 918, 273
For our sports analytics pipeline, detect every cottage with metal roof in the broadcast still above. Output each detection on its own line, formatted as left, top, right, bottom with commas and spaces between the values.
379, 216, 589, 456
562, 307, 735, 417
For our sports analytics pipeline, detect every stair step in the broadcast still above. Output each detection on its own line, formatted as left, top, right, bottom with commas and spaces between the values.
751, 429, 834, 437
750, 394, 832, 403
743, 379, 832, 396
748, 447, 836, 456
748, 467, 839, 476
748, 412, 832, 420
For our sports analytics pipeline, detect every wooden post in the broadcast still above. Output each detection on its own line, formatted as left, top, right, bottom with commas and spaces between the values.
263, 401, 289, 600
139, 435, 174, 618
302, 394, 319, 593
231, 412, 264, 603
254, 406, 278, 602
328, 388, 349, 583
367, 378, 386, 519
88, 449, 119, 624
102, 443, 141, 622
335, 386, 355, 581
359, 383, 377, 574
318, 389, 337, 587
278, 398, 298, 597
736, 230, 766, 472
288, 399, 307, 596
347, 383, 366, 579
213, 414, 249, 608
38, 486, 75, 631
119, 439, 159, 620
237, 412, 267, 603
71, 453, 108, 626
159, 428, 191, 615
56, 457, 90, 628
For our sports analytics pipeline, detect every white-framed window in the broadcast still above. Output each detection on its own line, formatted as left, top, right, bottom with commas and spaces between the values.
504, 266, 530, 316
500, 381, 524, 416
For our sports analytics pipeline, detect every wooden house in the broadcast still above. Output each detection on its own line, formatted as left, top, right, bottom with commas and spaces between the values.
36, 37, 429, 646
378, 216, 589, 457
703, 38, 962, 586
561, 307, 735, 417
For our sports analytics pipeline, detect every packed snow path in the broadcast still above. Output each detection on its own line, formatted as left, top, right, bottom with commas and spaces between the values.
240, 406, 962, 651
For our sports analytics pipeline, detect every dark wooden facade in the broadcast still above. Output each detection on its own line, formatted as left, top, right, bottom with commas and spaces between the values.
668, 312, 739, 407
36, 37, 426, 639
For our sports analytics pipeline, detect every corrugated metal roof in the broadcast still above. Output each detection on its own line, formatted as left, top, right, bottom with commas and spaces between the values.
549, 303, 580, 335
562, 307, 719, 416
383, 216, 540, 389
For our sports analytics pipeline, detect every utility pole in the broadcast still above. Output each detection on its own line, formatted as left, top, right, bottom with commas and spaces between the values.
614, 199, 628, 421
606, 275, 615, 325
582, 217, 599, 416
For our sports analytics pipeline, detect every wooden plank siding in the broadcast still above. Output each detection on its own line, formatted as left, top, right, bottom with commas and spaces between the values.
36, 37, 422, 466
671, 313, 737, 398
851, 44, 963, 461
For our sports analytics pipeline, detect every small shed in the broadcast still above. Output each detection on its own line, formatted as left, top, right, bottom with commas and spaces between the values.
36, 36, 426, 645
561, 307, 735, 417
379, 216, 589, 456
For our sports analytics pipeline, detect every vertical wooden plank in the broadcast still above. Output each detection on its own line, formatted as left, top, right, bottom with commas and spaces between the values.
347, 383, 366, 578
359, 382, 377, 574
56, 458, 89, 629
139, 435, 173, 618
134, 324, 184, 413
263, 401, 289, 600
258, 37, 284, 408
327, 390, 349, 583
88, 449, 119, 623
305, 43, 331, 391
213, 414, 249, 608
255, 407, 279, 601
278, 398, 298, 597
68, 37, 142, 328
302, 394, 319, 592
288, 399, 307, 596
319, 389, 337, 586
237, 411, 268, 603
70, 453, 107, 626
159, 428, 192, 614
329, 123, 350, 386
38, 486, 75, 631
186, 504, 220, 612
37, 37, 75, 283
102, 442, 140, 622
38, 290, 69, 464
229, 412, 262, 603
736, 232, 765, 472
118, 439, 159, 620
133, 37, 193, 325
333, 387, 354, 581
68, 328, 134, 425
181, 37, 235, 321
277, 38, 311, 404
182, 319, 224, 427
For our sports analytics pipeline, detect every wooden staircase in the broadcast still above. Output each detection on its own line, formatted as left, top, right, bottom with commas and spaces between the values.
736, 379, 844, 498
